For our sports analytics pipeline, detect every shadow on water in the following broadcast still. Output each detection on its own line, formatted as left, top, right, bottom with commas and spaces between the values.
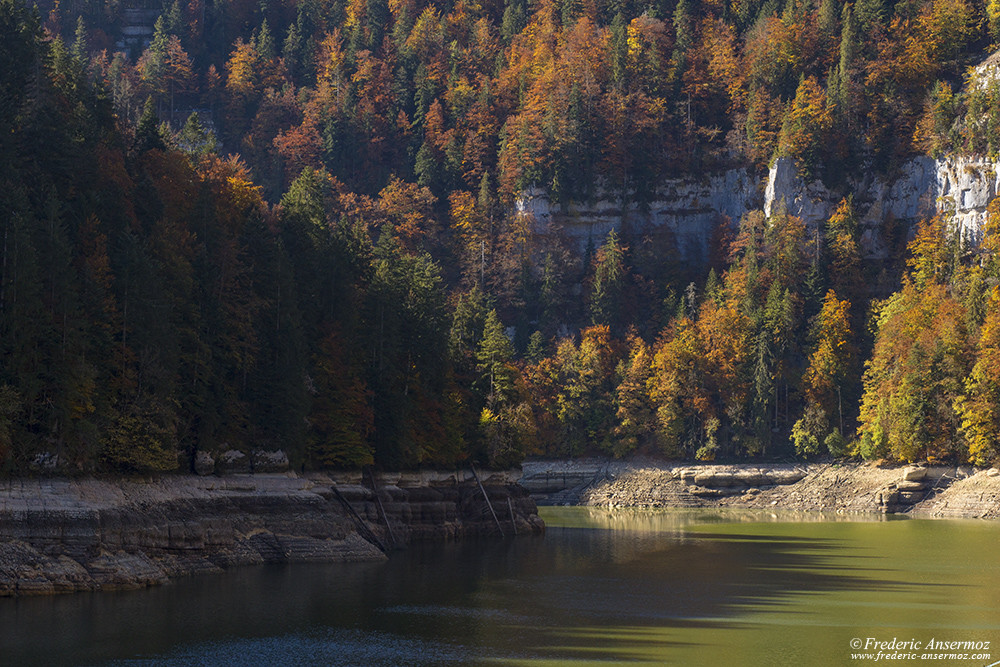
496, 510, 999, 665
480, 531, 916, 662
0, 509, 995, 666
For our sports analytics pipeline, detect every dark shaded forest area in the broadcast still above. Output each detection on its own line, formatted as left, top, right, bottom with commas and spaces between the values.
2, 0, 1000, 474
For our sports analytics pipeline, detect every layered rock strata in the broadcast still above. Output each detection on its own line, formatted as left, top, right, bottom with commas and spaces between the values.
0, 471, 542, 597
516, 169, 761, 261
521, 459, 1000, 518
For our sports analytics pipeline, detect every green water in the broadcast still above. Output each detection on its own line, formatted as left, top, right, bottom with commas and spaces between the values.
2, 508, 999, 666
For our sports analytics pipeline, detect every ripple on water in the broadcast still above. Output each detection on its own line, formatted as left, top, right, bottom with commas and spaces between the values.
96, 629, 512, 667
381, 604, 533, 624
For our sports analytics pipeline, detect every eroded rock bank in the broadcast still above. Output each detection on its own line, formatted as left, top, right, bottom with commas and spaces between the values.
520, 459, 1000, 518
0, 470, 543, 597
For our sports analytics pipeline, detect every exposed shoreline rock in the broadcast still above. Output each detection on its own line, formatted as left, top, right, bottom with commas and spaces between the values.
520, 458, 1000, 519
0, 471, 543, 597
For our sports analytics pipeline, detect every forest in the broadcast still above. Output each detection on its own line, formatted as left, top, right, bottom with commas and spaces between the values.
1, 0, 1000, 473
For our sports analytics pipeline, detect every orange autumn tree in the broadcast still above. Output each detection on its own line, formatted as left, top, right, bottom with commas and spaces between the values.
376, 178, 438, 254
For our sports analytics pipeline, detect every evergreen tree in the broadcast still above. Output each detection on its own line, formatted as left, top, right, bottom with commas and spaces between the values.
71, 16, 87, 62
590, 230, 626, 328
256, 19, 277, 62
164, 0, 183, 37
135, 97, 166, 153
817, 0, 839, 42
501, 1, 526, 42
673, 0, 693, 54
140, 16, 169, 104
476, 309, 514, 399
854, 0, 886, 40
176, 111, 217, 156
282, 20, 303, 81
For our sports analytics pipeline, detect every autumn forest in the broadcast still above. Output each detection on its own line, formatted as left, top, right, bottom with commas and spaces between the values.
2, 0, 1000, 474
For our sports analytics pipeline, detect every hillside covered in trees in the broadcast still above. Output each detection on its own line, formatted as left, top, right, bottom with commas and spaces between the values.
3, 0, 1000, 474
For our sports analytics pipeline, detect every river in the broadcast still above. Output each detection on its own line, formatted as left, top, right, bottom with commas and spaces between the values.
2, 508, 999, 666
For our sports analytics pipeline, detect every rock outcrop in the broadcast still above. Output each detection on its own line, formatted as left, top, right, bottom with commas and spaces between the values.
0, 472, 542, 597
522, 459, 1000, 518
873, 465, 940, 512
516, 154, 1000, 262
765, 155, 1000, 256
909, 467, 1000, 519
515, 168, 762, 261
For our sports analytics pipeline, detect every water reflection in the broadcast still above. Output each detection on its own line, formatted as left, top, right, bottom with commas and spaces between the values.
504, 510, 1000, 665
2, 509, 999, 666
548, 506, 897, 531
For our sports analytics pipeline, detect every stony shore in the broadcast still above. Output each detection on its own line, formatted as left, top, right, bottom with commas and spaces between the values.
9, 458, 998, 597
519, 458, 1000, 518
0, 470, 542, 597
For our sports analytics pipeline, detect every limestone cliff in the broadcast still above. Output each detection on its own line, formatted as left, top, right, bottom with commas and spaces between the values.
515, 168, 761, 262
765, 155, 1000, 256
516, 155, 1000, 261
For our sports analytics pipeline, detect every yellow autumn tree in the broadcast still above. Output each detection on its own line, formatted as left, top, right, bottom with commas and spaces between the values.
803, 291, 854, 408
956, 287, 1000, 465
224, 37, 258, 97
449, 189, 490, 286
825, 197, 863, 303
778, 75, 832, 178
918, 0, 978, 64
649, 317, 707, 457
857, 281, 972, 462
989, 0, 1000, 43
792, 290, 851, 456
906, 214, 952, 288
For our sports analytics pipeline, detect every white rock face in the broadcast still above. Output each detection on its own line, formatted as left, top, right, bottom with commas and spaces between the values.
513, 53, 1000, 261
764, 158, 835, 224
933, 156, 999, 245
517, 155, 1000, 261
765, 155, 1000, 255
515, 168, 762, 262
971, 50, 1000, 90
880, 156, 938, 221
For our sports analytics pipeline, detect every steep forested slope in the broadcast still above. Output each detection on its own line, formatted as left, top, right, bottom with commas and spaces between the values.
3, 0, 1000, 472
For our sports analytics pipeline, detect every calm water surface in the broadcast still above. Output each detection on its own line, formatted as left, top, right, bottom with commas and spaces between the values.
2, 508, 1000, 666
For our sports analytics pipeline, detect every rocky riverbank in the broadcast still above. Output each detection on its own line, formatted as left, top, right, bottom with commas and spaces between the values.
520, 458, 1000, 518
0, 470, 543, 597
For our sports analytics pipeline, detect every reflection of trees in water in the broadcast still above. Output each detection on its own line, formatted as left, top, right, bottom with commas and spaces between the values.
0, 513, 971, 666
575, 506, 893, 530
510, 524, 908, 622
485, 520, 919, 664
